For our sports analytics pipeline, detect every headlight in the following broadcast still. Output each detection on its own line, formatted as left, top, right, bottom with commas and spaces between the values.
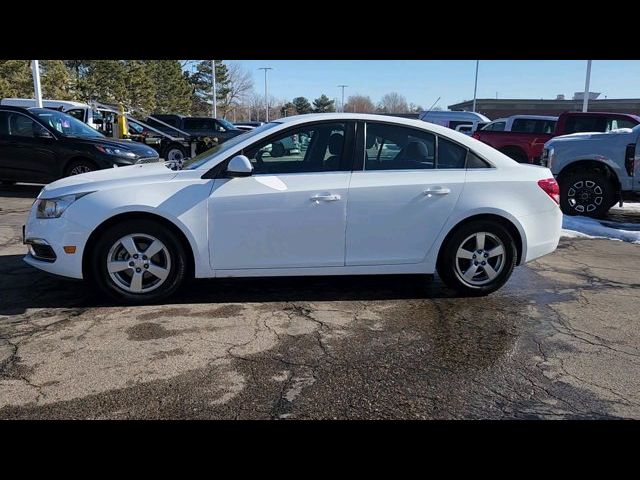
36, 192, 93, 219
95, 144, 137, 159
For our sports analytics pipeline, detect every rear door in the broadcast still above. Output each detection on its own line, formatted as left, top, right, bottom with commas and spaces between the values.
345, 121, 466, 266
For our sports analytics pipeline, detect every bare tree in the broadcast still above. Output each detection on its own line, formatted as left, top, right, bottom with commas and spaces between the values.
408, 102, 424, 113
378, 92, 409, 113
343, 94, 375, 113
219, 62, 254, 118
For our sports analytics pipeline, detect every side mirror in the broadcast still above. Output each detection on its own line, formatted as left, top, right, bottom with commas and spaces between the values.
226, 155, 253, 177
34, 127, 53, 139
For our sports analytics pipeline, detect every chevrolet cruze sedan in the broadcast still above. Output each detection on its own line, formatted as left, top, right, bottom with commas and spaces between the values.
23, 114, 562, 303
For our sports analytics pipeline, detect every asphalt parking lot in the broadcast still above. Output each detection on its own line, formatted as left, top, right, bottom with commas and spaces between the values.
1, 184, 639, 419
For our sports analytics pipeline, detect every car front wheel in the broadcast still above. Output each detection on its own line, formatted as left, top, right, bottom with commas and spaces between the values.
90, 219, 187, 304
437, 220, 517, 296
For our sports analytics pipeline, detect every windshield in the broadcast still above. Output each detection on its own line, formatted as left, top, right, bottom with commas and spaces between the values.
31, 108, 104, 138
183, 122, 280, 170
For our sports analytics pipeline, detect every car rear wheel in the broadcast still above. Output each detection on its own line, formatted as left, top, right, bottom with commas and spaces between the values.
560, 171, 614, 218
437, 220, 517, 296
164, 144, 187, 163
90, 219, 187, 304
65, 159, 96, 177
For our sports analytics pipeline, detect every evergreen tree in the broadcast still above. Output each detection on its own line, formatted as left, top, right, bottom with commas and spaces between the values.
123, 60, 156, 116
312, 94, 335, 113
147, 60, 193, 114
41, 60, 74, 100
84, 60, 128, 104
292, 96, 312, 114
0, 60, 33, 98
186, 60, 231, 116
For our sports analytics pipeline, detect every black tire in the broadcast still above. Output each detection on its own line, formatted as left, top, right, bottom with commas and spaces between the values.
89, 219, 187, 304
437, 220, 517, 296
163, 143, 188, 163
271, 142, 286, 158
65, 159, 96, 177
559, 171, 614, 219
500, 148, 528, 163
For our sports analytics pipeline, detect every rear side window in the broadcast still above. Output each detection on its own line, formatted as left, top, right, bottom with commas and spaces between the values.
437, 137, 467, 169
466, 151, 491, 168
512, 119, 556, 134
364, 123, 436, 170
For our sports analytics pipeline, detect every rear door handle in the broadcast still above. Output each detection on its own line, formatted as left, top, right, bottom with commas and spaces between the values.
423, 187, 451, 196
310, 194, 341, 203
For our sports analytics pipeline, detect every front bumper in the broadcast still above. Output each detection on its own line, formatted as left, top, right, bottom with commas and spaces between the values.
22, 209, 90, 280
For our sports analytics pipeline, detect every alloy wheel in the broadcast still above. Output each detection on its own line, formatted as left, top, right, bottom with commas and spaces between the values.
106, 233, 171, 293
454, 232, 506, 287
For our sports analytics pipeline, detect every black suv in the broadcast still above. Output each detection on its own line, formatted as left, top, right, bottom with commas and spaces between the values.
146, 114, 245, 144
0, 106, 159, 184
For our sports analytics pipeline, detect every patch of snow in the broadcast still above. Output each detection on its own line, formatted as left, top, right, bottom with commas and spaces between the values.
562, 214, 640, 244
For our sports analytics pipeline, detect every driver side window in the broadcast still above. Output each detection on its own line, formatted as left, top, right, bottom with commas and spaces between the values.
244, 122, 347, 175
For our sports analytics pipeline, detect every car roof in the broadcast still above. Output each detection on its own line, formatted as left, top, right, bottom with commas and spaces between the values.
508, 115, 558, 121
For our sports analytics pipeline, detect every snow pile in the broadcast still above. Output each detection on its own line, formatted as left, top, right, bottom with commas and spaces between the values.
561, 208, 640, 244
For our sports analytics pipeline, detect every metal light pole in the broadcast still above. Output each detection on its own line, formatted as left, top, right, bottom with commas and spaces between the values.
472, 60, 479, 113
31, 60, 43, 108
338, 85, 348, 112
582, 60, 592, 112
212, 60, 217, 118
259, 67, 273, 122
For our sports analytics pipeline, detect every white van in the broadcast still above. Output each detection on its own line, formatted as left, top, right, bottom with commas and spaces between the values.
0, 98, 102, 129
418, 110, 490, 134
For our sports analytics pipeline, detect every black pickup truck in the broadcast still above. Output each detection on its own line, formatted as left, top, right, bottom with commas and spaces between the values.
146, 115, 245, 144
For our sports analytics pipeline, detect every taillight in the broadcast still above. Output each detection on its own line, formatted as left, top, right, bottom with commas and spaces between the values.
538, 178, 560, 205
625, 143, 635, 177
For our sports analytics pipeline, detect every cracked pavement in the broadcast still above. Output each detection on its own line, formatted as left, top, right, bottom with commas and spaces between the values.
1, 184, 639, 419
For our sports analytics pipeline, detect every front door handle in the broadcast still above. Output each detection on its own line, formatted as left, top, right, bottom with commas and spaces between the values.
310, 194, 341, 203
423, 187, 451, 196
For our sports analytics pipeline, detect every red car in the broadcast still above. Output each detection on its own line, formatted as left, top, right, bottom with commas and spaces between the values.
472, 111, 640, 163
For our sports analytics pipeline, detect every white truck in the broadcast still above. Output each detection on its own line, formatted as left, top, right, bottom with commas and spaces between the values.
542, 126, 640, 218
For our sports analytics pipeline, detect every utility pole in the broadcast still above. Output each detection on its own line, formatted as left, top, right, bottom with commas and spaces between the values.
31, 60, 43, 108
338, 85, 348, 112
472, 60, 479, 113
582, 60, 592, 112
212, 60, 217, 118
259, 67, 273, 122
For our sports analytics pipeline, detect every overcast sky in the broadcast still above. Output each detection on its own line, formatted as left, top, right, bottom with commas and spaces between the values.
223, 60, 640, 109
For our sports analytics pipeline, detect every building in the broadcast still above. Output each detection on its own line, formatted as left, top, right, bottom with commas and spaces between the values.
448, 97, 640, 120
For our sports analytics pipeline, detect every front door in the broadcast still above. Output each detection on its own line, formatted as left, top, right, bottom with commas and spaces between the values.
209, 121, 354, 270
0, 110, 58, 183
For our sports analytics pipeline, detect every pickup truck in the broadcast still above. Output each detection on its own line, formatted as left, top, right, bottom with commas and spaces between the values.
146, 115, 245, 144
473, 111, 640, 164
541, 125, 640, 218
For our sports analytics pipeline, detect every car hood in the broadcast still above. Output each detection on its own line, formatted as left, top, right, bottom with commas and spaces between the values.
69, 137, 159, 157
550, 129, 635, 143
39, 162, 178, 199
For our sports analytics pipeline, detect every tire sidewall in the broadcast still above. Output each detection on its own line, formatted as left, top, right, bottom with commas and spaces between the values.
438, 221, 517, 296
559, 171, 613, 218
90, 219, 187, 304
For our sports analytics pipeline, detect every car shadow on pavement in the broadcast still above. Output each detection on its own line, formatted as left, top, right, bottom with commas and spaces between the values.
0, 184, 43, 199
0, 253, 455, 315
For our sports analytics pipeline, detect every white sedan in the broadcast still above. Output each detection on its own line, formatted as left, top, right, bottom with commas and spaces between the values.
23, 113, 562, 303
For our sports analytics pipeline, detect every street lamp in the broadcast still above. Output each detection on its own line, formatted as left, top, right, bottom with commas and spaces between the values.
258, 67, 273, 121
582, 60, 592, 112
31, 60, 43, 108
472, 60, 479, 113
338, 85, 348, 112
212, 60, 217, 118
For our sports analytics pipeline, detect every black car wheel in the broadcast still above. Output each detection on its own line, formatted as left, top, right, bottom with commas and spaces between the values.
65, 159, 96, 177
560, 171, 614, 218
437, 220, 517, 296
